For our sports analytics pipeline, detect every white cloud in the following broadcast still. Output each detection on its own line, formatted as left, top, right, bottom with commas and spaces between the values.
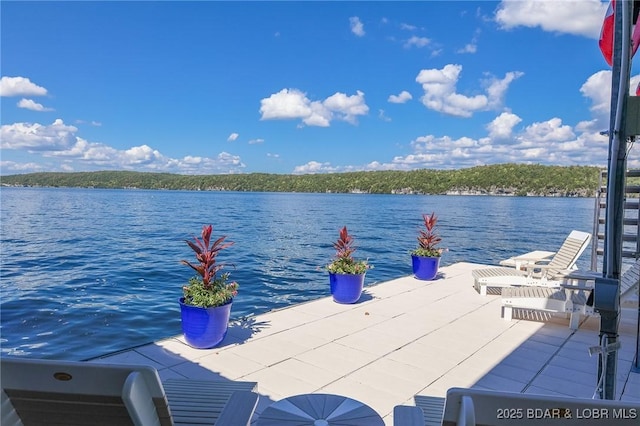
293, 161, 337, 174
388, 90, 412, 104
350, 16, 365, 37
0, 76, 48, 97
580, 70, 612, 129
404, 36, 430, 48
248, 138, 264, 144
304, 101, 332, 127
323, 91, 369, 124
123, 145, 164, 165
485, 71, 525, 108
632, 75, 640, 96
487, 112, 522, 139
260, 89, 314, 120
495, 0, 605, 39
578, 71, 640, 135
400, 23, 417, 31
0, 160, 45, 173
227, 132, 239, 141
360, 114, 604, 172
520, 117, 575, 144
1, 119, 77, 151
457, 28, 480, 55
260, 88, 368, 127
378, 109, 391, 122
75, 120, 102, 127
163, 152, 244, 174
292, 69, 621, 174
380, 113, 605, 172
457, 43, 477, 54
17, 98, 54, 112
415, 64, 522, 117
0, 119, 246, 174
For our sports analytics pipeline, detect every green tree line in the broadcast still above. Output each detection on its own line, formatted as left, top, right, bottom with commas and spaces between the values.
0, 164, 603, 197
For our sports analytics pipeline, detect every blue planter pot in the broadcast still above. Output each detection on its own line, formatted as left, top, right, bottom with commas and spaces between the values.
412, 255, 440, 280
179, 298, 232, 349
329, 272, 365, 304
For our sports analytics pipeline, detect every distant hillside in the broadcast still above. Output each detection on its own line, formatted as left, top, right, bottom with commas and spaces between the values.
0, 164, 603, 197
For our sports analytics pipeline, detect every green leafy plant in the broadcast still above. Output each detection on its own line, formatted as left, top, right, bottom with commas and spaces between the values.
412, 212, 444, 257
327, 226, 370, 274
181, 224, 238, 308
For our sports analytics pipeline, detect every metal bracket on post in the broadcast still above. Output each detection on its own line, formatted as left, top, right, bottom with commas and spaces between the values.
594, 277, 621, 335
593, 277, 621, 399
594, 277, 620, 315
625, 96, 640, 136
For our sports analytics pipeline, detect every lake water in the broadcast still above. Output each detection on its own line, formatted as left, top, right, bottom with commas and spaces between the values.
0, 187, 595, 360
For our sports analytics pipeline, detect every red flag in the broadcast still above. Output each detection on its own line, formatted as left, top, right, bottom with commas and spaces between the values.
633, 1, 640, 56
599, 0, 615, 66
600, 1, 640, 66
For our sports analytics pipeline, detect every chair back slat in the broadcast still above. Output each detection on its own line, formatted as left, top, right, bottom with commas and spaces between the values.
3, 389, 133, 426
547, 231, 591, 277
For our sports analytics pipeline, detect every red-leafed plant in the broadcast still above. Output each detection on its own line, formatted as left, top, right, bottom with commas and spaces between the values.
327, 226, 370, 274
412, 212, 444, 257
181, 225, 238, 308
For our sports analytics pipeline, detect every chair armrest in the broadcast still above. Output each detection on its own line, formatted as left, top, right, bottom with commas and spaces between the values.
215, 391, 259, 426
499, 251, 555, 268
522, 263, 558, 271
522, 265, 577, 279
393, 405, 424, 426
521, 263, 557, 278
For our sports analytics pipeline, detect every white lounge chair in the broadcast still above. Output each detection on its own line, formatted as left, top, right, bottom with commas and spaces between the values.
501, 259, 640, 330
472, 230, 591, 296
0, 357, 258, 426
441, 387, 640, 425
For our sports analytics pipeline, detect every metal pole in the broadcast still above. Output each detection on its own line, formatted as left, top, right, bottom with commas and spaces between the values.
635, 294, 640, 372
636, 179, 640, 373
599, 0, 631, 400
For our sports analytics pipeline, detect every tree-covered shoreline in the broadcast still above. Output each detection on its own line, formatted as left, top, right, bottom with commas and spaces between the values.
0, 164, 603, 197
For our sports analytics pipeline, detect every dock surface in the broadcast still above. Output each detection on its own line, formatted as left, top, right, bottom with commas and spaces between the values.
92, 262, 640, 424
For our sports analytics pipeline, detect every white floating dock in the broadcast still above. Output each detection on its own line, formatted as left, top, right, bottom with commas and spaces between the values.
92, 262, 640, 425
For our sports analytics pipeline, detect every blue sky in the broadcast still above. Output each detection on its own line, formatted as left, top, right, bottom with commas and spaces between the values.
2, 0, 639, 175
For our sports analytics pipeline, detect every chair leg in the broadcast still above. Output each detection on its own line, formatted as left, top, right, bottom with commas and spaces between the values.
569, 312, 580, 330
502, 306, 513, 321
